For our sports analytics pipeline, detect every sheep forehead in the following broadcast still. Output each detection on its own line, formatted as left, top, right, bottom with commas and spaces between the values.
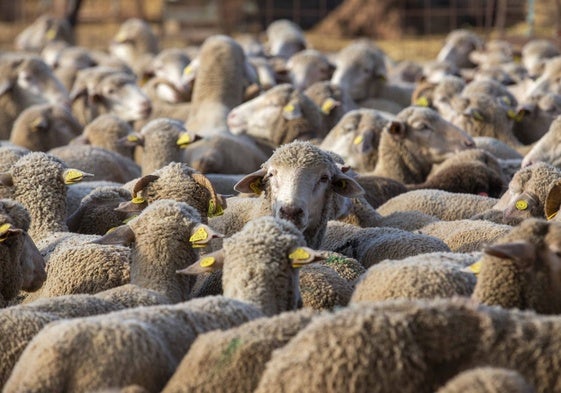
141, 118, 184, 136
13, 152, 66, 176
398, 106, 440, 124
267, 142, 336, 171
130, 199, 201, 228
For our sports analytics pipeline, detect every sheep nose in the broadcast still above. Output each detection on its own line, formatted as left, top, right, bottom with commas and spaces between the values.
278, 206, 304, 222
140, 100, 152, 117
464, 138, 475, 148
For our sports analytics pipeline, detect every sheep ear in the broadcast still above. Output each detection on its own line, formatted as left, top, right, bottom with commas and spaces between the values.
70, 134, 90, 145
92, 225, 136, 246
234, 168, 267, 195
177, 250, 225, 275
484, 241, 536, 270
331, 173, 364, 198
189, 223, 224, 248
69, 85, 87, 103
288, 246, 326, 268
31, 116, 48, 132
114, 200, 147, 213
386, 121, 406, 139
282, 102, 302, 120
177, 131, 202, 149
0, 223, 22, 242
320, 97, 340, 114
546, 180, 561, 220
0, 173, 14, 187
0, 79, 14, 96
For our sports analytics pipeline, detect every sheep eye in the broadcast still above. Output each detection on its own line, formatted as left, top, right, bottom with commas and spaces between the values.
107, 88, 116, 95
319, 175, 329, 183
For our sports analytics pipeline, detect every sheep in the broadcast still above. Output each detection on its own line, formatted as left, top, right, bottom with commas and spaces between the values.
304, 80, 358, 134
513, 92, 561, 145
182, 134, 269, 174
436, 367, 536, 393
418, 219, 512, 252
0, 199, 46, 307
350, 251, 480, 303
524, 55, 561, 100
377, 189, 497, 221
422, 74, 465, 122
70, 113, 136, 159
185, 35, 256, 136
108, 18, 159, 78
142, 47, 192, 103
69, 66, 152, 126
115, 162, 227, 224
66, 186, 132, 235
42, 44, 98, 91
320, 221, 450, 268
211, 141, 364, 248
9, 103, 82, 152
14, 14, 74, 52
371, 106, 475, 184
4, 215, 318, 392
0, 145, 29, 199
467, 39, 516, 69
286, 49, 335, 91
436, 29, 484, 69
490, 162, 561, 222
331, 40, 414, 111
521, 39, 560, 78
161, 309, 320, 393
227, 83, 323, 145
0, 53, 70, 139
471, 218, 561, 314
255, 297, 561, 393
521, 114, 561, 168
473, 136, 523, 160
48, 144, 141, 183
320, 108, 392, 173
265, 19, 307, 60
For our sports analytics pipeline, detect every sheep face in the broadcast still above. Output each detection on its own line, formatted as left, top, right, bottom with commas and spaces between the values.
235, 142, 364, 233
391, 107, 474, 164
320, 109, 389, 172
145, 49, 192, 102
331, 42, 387, 101
436, 29, 483, 69
98, 74, 152, 121
518, 94, 561, 157
227, 83, 321, 145
494, 162, 561, 220
526, 57, 561, 99
287, 50, 335, 91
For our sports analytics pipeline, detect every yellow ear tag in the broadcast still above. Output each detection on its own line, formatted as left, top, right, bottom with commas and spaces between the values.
515, 200, 528, 211
127, 134, 139, 142
289, 247, 310, 261
183, 65, 192, 75
321, 98, 337, 114
249, 179, 262, 195
472, 111, 484, 121
115, 31, 127, 43
507, 109, 524, 122
0, 223, 12, 241
131, 196, 145, 204
207, 199, 224, 218
64, 169, 89, 184
467, 260, 482, 275
46, 28, 57, 40
199, 256, 215, 268
415, 96, 429, 107
283, 103, 295, 113
176, 133, 191, 148
548, 211, 559, 221
353, 135, 364, 145
190, 227, 208, 245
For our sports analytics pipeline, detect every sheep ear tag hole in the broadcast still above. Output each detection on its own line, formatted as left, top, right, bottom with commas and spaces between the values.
289, 247, 323, 268
62, 169, 94, 184
189, 225, 224, 248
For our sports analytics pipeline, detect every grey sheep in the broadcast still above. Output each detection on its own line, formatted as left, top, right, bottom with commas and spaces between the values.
265, 19, 307, 60
71, 113, 136, 159
286, 49, 335, 91
5, 215, 317, 392
436, 29, 483, 68
377, 189, 497, 221
513, 92, 561, 145
42, 43, 97, 91
0, 53, 69, 139
70, 66, 152, 126
350, 251, 479, 303
321, 220, 450, 269
472, 218, 561, 314
522, 39, 560, 78
161, 309, 320, 393
255, 297, 561, 393
211, 141, 364, 248
227, 83, 323, 145
522, 114, 561, 168
0, 199, 46, 307
372, 106, 475, 184
9, 103, 82, 152
320, 108, 392, 173
436, 367, 536, 393
14, 14, 74, 52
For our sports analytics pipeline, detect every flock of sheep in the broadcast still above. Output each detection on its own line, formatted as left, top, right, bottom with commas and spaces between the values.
2, 12, 561, 392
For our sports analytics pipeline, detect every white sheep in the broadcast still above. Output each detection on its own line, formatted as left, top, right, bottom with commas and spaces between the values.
265, 19, 307, 60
